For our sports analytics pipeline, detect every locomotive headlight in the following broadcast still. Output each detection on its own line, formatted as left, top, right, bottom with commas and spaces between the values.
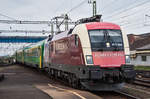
125, 55, 130, 63
86, 55, 93, 64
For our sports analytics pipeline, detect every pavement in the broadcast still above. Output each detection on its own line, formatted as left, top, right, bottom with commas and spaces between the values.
0, 65, 52, 99
0, 65, 102, 99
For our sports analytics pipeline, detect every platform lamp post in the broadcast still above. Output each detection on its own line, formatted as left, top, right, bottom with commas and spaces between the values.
88, 0, 97, 17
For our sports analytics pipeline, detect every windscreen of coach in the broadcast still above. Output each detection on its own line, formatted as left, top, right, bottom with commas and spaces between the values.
89, 29, 124, 51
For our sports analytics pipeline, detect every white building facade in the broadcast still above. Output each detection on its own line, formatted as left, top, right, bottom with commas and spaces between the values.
131, 51, 150, 66
130, 45, 150, 66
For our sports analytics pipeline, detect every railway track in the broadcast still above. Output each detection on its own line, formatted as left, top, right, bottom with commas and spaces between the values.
136, 70, 150, 78
1, 65, 142, 99
133, 78, 150, 88
92, 90, 139, 99
114, 90, 140, 99
0, 74, 4, 81
40, 66, 140, 99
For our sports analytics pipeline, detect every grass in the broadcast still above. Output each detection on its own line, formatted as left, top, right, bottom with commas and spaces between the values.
134, 66, 150, 71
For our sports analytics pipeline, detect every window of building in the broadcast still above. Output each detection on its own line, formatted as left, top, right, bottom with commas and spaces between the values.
141, 56, 147, 61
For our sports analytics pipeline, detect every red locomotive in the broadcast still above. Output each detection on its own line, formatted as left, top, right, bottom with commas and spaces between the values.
43, 15, 135, 90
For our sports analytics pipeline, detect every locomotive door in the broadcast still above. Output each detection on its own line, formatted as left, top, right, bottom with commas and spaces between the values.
44, 43, 50, 68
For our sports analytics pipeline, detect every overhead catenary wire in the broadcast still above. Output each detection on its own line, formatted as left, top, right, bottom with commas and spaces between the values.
124, 24, 148, 30
99, 0, 119, 14
119, 18, 150, 30
104, 0, 149, 19
109, 3, 150, 22
0, 13, 17, 21
103, 0, 150, 20
53, 0, 67, 15
66, 0, 87, 14
114, 11, 150, 27
122, 20, 144, 27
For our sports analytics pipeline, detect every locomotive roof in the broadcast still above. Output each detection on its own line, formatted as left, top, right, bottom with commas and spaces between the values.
51, 30, 69, 41
85, 22, 121, 30
51, 22, 121, 41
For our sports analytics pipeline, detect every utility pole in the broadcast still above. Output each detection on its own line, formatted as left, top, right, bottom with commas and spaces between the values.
51, 23, 54, 36
64, 14, 69, 31
52, 15, 65, 33
88, 0, 97, 17
52, 14, 71, 34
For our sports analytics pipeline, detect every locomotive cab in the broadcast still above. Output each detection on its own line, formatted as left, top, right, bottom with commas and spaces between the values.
46, 15, 135, 91
72, 21, 135, 85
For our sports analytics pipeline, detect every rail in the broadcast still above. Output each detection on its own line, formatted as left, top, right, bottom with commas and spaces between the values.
133, 78, 150, 88
114, 90, 140, 99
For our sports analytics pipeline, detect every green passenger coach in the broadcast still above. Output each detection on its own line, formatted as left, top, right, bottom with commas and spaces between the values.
16, 40, 46, 69
16, 49, 24, 64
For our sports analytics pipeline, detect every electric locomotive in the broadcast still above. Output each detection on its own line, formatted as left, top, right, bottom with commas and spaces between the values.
43, 15, 135, 90
15, 15, 135, 91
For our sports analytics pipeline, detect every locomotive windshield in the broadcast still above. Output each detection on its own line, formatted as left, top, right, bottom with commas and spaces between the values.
89, 29, 124, 51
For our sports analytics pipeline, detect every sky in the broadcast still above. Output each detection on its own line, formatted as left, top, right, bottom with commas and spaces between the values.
0, 0, 150, 35
0, 0, 150, 56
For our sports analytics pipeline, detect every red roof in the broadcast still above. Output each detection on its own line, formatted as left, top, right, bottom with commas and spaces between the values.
86, 22, 121, 30
128, 33, 150, 51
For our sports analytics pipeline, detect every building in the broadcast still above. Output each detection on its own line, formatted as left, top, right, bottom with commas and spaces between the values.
130, 45, 150, 66
128, 33, 150, 66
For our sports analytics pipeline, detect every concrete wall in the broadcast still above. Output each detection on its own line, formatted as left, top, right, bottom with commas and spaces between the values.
131, 55, 150, 66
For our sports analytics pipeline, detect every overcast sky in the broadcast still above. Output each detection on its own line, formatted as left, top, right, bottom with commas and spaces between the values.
0, 0, 150, 36
0, 0, 150, 56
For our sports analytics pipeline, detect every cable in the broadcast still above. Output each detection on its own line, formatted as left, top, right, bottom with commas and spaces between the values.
0, 13, 17, 20
119, 19, 150, 30
104, 0, 148, 19
53, 0, 66, 14
99, 0, 119, 14
66, 0, 87, 14
103, 0, 150, 19
122, 21, 144, 28
124, 24, 147, 30
117, 12, 150, 27
109, 3, 150, 22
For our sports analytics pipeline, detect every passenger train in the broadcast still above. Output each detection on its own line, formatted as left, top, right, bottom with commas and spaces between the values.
15, 15, 135, 91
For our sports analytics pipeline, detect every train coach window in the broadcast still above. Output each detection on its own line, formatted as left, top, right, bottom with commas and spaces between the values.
75, 35, 79, 46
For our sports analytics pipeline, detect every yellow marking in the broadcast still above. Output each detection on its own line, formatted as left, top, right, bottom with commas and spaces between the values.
39, 46, 42, 69
48, 84, 86, 99
39, 56, 42, 68
30, 47, 37, 50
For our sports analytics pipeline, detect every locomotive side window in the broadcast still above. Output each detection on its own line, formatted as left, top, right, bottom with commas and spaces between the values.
89, 29, 124, 51
75, 35, 79, 46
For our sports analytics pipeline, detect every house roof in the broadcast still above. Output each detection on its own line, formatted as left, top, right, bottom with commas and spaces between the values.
136, 44, 150, 51
128, 33, 150, 51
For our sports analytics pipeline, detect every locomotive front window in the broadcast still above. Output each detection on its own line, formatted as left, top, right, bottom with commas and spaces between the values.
89, 29, 124, 51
